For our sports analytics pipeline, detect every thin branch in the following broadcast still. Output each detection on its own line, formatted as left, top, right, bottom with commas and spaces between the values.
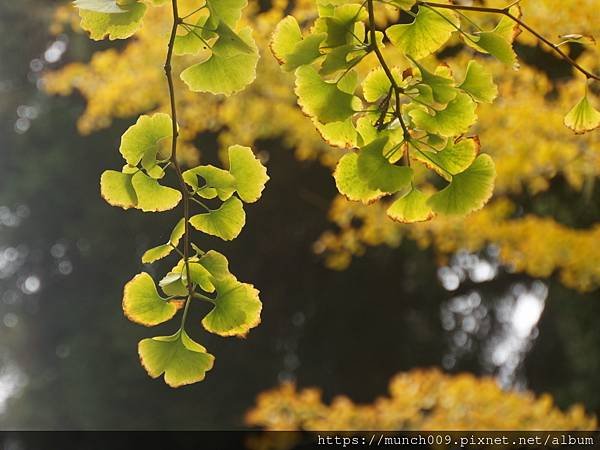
366, 0, 410, 140
165, 0, 194, 331
416, 1, 600, 81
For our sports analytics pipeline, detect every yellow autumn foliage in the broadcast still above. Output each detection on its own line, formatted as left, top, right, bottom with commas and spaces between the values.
245, 368, 596, 430
44, 0, 600, 291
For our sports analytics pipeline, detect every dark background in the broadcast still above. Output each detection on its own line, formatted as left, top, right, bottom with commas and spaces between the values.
0, 1, 599, 430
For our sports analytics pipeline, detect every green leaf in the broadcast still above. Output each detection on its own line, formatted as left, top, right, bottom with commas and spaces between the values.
295, 65, 361, 123
412, 136, 480, 180
466, 31, 517, 66
74, 0, 130, 13
170, 218, 186, 246
206, 0, 247, 28
411, 59, 457, 104
428, 154, 496, 215
180, 27, 259, 96
138, 330, 214, 387
141, 219, 185, 264
141, 244, 174, 264
409, 93, 477, 137
131, 172, 182, 212
315, 118, 358, 148
120, 113, 172, 167
202, 276, 261, 337
183, 165, 236, 200
100, 170, 137, 209
564, 94, 600, 134
189, 196, 246, 241
387, 6, 459, 60
357, 137, 413, 193
317, 3, 367, 48
76, 1, 146, 40
458, 60, 498, 104
123, 273, 178, 326
228, 145, 269, 203
387, 188, 435, 223
270, 15, 303, 64
174, 17, 210, 56
362, 67, 399, 103
334, 152, 384, 204
199, 250, 232, 281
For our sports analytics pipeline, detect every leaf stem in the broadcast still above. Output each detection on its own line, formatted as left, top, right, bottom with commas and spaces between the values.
416, 1, 600, 81
366, 0, 410, 144
165, 0, 194, 331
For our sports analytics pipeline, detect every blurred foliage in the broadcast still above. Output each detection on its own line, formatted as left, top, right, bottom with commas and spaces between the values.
44, 0, 600, 292
245, 368, 597, 430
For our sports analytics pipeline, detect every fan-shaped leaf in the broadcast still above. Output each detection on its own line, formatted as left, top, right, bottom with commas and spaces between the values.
180, 27, 259, 96
357, 137, 413, 193
228, 145, 269, 203
409, 93, 477, 137
387, 188, 435, 223
100, 170, 137, 209
387, 6, 459, 60
459, 60, 498, 104
123, 273, 178, 326
564, 95, 600, 134
202, 276, 261, 337
76, 1, 146, 40
189, 197, 246, 240
131, 172, 182, 212
427, 154, 496, 215
334, 153, 384, 204
138, 331, 214, 387
295, 65, 361, 123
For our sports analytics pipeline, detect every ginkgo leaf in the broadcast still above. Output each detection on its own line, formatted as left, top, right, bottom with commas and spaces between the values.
131, 172, 182, 212
180, 27, 259, 96
123, 273, 178, 326
141, 219, 185, 264
141, 244, 173, 264
320, 43, 364, 76
74, 0, 128, 13
427, 154, 496, 215
198, 250, 232, 281
317, 3, 367, 48
334, 153, 384, 204
202, 276, 261, 337
295, 65, 361, 123
387, 6, 459, 60
387, 188, 435, 223
564, 95, 600, 134
76, 1, 147, 40
228, 145, 269, 203
174, 17, 210, 56
466, 31, 517, 66
411, 59, 457, 104
189, 196, 246, 240
362, 67, 398, 103
183, 165, 236, 200
270, 15, 303, 64
100, 170, 137, 209
315, 118, 358, 149
409, 93, 477, 137
412, 136, 480, 180
357, 137, 413, 193
138, 330, 214, 387
120, 113, 172, 167
284, 34, 327, 72
206, 0, 247, 28
459, 61, 498, 104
